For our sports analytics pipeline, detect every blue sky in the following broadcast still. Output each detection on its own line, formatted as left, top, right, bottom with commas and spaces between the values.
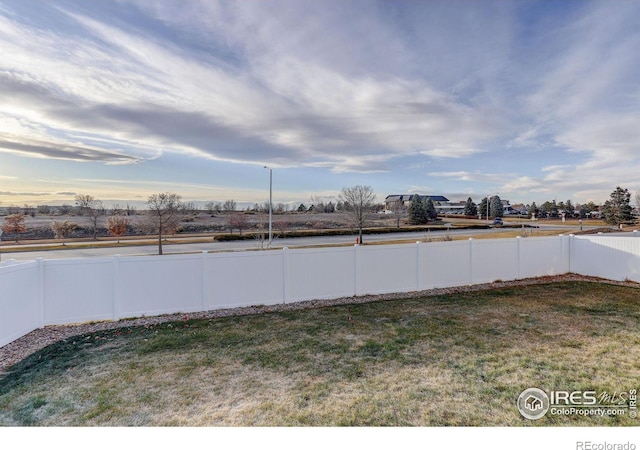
1, 0, 639, 209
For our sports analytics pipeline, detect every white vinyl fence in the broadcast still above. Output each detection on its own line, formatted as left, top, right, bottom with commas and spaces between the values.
1, 235, 639, 348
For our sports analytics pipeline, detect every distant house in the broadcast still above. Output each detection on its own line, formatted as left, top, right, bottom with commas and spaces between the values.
384, 194, 450, 213
587, 210, 602, 219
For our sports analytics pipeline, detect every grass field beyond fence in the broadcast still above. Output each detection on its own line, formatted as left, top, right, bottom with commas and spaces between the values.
1, 281, 639, 426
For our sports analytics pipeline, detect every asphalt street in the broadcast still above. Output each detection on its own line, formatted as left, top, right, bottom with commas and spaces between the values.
0, 223, 618, 261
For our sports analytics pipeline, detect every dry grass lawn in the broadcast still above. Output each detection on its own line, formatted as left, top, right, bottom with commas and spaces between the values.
1, 281, 639, 426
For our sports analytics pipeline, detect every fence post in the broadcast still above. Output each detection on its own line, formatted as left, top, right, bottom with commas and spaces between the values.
468, 238, 474, 285
516, 236, 522, 280
354, 244, 361, 296
568, 234, 574, 274
37, 258, 45, 328
282, 247, 289, 304
112, 255, 121, 321
201, 251, 208, 311
416, 241, 421, 291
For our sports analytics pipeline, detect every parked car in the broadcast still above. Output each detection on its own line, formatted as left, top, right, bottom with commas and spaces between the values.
492, 217, 503, 226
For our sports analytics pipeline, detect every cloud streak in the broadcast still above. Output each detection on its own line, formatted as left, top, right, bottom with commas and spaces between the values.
0, 1, 505, 171
0, 1, 639, 205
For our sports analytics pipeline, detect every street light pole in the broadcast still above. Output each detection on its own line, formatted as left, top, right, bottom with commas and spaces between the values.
264, 166, 272, 247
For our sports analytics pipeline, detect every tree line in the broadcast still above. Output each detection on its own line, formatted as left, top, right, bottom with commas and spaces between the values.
2, 186, 637, 253
525, 187, 636, 225
0, 186, 380, 253
393, 187, 638, 227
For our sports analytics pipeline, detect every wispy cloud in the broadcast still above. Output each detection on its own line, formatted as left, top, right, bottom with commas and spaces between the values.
0, 190, 51, 196
0, 2, 507, 172
428, 171, 503, 183
0, 1, 639, 205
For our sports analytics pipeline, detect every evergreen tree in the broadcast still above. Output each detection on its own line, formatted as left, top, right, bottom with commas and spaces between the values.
490, 195, 504, 218
578, 203, 590, 218
539, 199, 559, 218
602, 186, 634, 226
538, 202, 551, 219
425, 197, 437, 220
585, 201, 599, 213
478, 197, 489, 219
529, 202, 539, 219
408, 195, 428, 224
550, 200, 559, 218
463, 197, 477, 217
565, 200, 575, 218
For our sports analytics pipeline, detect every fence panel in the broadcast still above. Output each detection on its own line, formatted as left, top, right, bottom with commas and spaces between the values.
471, 239, 519, 284
43, 258, 115, 325
357, 244, 419, 295
519, 236, 568, 278
0, 262, 40, 348
420, 240, 472, 289
204, 251, 284, 309
287, 247, 356, 301
572, 236, 640, 282
118, 254, 204, 318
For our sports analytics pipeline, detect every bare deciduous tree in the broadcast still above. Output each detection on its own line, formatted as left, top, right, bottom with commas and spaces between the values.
111, 204, 124, 216
390, 199, 407, 228
253, 223, 268, 249
223, 199, 237, 213
107, 215, 131, 243
144, 193, 183, 255
75, 194, 105, 239
182, 201, 198, 214
228, 212, 249, 235
206, 202, 221, 215
2, 213, 26, 242
50, 220, 78, 245
74, 194, 95, 216
23, 204, 35, 217
275, 220, 290, 236
339, 185, 376, 244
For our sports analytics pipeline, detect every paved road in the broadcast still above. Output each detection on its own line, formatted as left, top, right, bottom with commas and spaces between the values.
0, 223, 610, 261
